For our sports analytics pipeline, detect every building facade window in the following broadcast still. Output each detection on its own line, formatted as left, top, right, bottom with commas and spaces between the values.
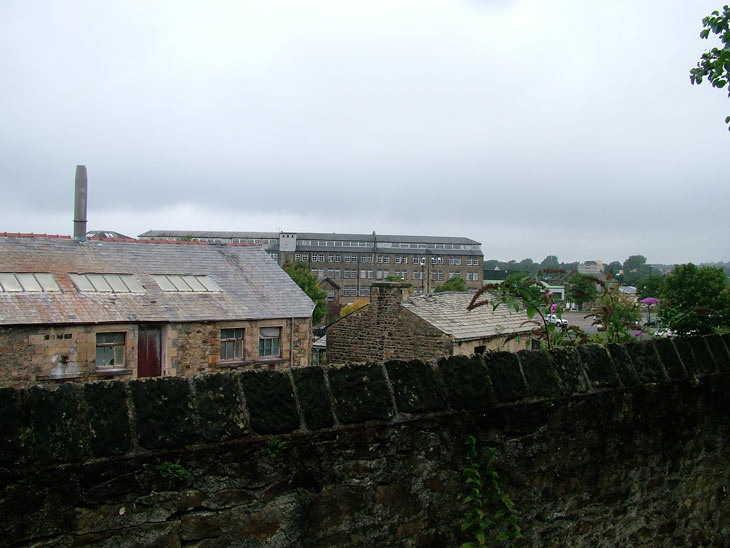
360, 270, 373, 279
466, 272, 480, 281
431, 270, 444, 281
344, 269, 357, 279
448, 257, 462, 266
360, 255, 373, 263
431, 256, 444, 265
377, 255, 391, 264
96, 332, 125, 368
220, 328, 243, 361
448, 271, 462, 279
327, 290, 335, 302
343, 285, 357, 297
294, 253, 308, 262
360, 286, 371, 296
311, 253, 325, 262
467, 257, 480, 266
328, 253, 341, 262
376, 269, 390, 280
259, 327, 281, 358
394, 270, 408, 280
344, 254, 357, 263
413, 271, 424, 280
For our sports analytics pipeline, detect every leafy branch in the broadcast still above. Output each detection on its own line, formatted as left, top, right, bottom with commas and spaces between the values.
460, 436, 521, 547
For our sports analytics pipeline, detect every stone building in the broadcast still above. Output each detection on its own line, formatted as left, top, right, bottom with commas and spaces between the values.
0, 234, 314, 388
326, 282, 536, 365
138, 230, 484, 307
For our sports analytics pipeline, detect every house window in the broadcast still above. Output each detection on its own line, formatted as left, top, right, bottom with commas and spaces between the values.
431, 270, 444, 281
395, 270, 408, 280
220, 328, 243, 361
328, 254, 341, 262
311, 253, 325, 262
344, 285, 357, 297
295, 253, 308, 262
327, 290, 335, 302
448, 271, 461, 279
259, 327, 281, 358
96, 332, 125, 368
413, 271, 424, 280
360, 286, 371, 296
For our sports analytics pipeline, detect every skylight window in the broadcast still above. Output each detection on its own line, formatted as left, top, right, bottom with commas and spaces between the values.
69, 273, 146, 294
0, 272, 61, 292
153, 274, 221, 292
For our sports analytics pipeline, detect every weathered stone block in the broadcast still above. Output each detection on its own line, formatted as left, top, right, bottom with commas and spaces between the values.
653, 338, 686, 380
547, 347, 589, 395
30, 383, 86, 464
577, 344, 621, 389
83, 381, 132, 458
687, 336, 718, 375
385, 360, 447, 413
193, 372, 248, 442
705, 334, 730, 372
328, 364, 394, 423
624, 341, 666, 383
518, 350, 561, 398
129, 377, 198, 450
0, 387, 26, 466
292, 366, 335, 430
672, 337, 699, 377
483, 351, 526, 402
438, 355, 494, 409
606, 343, 641, 387
240, 370, 299, 434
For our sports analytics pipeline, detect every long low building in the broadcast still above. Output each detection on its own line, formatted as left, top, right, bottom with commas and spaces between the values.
0, 234, 314, 388
139, 231, 484, 315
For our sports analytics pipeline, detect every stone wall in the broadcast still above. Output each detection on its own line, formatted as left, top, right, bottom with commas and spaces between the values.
327, 283, 454, 364
0, 317, 312, 388
1, 335, 729, 547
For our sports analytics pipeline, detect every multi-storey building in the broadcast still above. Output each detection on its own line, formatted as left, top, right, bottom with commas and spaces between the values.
139, 231, 484, 308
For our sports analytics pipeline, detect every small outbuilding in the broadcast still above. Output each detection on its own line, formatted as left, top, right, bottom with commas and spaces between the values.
326, 282, 536, 365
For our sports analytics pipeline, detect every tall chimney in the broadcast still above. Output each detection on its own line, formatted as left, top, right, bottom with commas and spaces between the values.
73, 165, 87, 241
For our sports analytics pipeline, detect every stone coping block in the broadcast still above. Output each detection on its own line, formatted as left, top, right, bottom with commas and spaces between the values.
194, 372, 248, 442
577, 345, 621, 389
240, 370, 299, 434
292, 367, 335, 430
84, 381, 132, 458
385, 360, 447, 414
705, 334, 730, 372
483, 351, 526, 402
518, 349, 562, 398
30, 383, 85, 464
130, 377, 198, 451
438, 355, 495, 410
328, 364, 394, 424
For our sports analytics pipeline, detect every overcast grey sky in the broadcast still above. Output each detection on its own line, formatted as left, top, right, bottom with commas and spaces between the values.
1, 0, 728, 265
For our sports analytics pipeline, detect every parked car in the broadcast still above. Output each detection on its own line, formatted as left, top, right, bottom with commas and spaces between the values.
546, 314, 568, 327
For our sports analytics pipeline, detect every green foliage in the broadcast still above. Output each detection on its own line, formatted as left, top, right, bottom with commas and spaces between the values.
660, 263, 730, 335
621, 255, 649, 286
588, 280, 643, 344
435, 277, 467, 292
340, 298, 369, 318
468, 272, 585, 349
567, 273, 599, 308
460, 436, 520, 548
636, 274, 665, 299
258, 436, 287, 458
284, 262, 328, 324
156, 459, 189, 488
690, 5, 730, 130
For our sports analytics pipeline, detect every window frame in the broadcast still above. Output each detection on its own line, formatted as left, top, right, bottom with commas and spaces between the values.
220, 328, 244, 362
258, 327, 282, 359
95, 332, 126, 369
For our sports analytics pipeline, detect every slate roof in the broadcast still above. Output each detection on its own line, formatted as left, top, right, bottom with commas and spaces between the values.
139, 230, 481, 246
401, 291, 534, 342
0, 236, 313, 326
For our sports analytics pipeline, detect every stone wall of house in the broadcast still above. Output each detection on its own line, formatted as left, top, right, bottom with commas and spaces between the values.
0, 317, 312, 388
1, 335, 729, 547
327, 283, 454, 364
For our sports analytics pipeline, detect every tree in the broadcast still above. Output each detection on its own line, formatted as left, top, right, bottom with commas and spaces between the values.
540, 255, 560, 269
660, 263, 730, 335
622, 255, 648, 285
435, 277, 467, 292
567, 274, 598, 310
605, 261, 623, 280
340, 298, 369, 318
636, 274, 665, 299
690, 5, 730, 130
284, 262, 327, 324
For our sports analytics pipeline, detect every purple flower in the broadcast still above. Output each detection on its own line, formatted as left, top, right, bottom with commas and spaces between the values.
550, 304, 557, 314
640, 297, 659, 305
546, 291, 555, 297
633, 331, 642, 338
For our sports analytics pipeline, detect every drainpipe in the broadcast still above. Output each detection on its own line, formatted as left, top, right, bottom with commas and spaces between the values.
73, 165, 88, 241
290, 317, 295, 368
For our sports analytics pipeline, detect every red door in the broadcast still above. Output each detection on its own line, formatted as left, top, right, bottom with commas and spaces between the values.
138, 325, 162, 377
